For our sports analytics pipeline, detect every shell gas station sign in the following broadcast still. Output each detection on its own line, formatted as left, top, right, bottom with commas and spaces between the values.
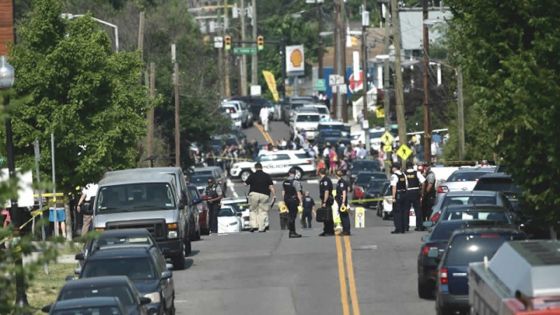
286, 45, 305, 76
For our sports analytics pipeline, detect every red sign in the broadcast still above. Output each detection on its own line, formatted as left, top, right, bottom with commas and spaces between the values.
348, 70, 364, 93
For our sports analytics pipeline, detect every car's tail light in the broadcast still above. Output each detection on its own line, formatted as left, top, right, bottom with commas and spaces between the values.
421, 245, 431, 256
480, 233, 500, 238
354, 186, 364, 199
431, 211, 441, 223
439, 267, 448, 284
437, 186, 449, 193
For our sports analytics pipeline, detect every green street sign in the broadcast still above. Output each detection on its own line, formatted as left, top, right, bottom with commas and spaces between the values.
233, 47, 257, 55
314, 79, 327, 92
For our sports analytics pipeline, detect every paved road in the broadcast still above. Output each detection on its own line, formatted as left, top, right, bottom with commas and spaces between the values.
171, 122, 436, 315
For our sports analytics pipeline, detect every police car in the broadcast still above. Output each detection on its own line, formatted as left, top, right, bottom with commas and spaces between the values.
229, 150, 316, 181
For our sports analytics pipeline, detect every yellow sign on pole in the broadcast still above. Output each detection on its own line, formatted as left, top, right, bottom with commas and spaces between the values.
262, 70, 279, 102
396, 144, 413, 161
355, 207, 365, 228
375, 107, 385, 118
381, 131, 394, 145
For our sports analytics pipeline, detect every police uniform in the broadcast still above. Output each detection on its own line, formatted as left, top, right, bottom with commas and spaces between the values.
283, 174, 302, 237
336, 177, 350, 234
390, 170, 407, 233
422, 169, 436, 222
301, 196, 314, 229
319, 175, 335, 235
404, 167, 425, 231
205, 183, 222, 234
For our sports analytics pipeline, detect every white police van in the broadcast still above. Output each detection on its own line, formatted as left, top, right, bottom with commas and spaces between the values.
229, 150, 316, 182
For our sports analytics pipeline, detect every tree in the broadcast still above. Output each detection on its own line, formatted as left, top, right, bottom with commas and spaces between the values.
446, 0, 560, 234
10, 0, 148, 192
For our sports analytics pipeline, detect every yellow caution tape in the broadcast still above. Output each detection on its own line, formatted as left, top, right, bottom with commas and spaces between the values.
350, 197, 386, 204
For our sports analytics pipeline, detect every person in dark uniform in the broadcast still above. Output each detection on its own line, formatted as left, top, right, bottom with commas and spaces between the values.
404, 161, 426, 231
318, 168, 334, 236
282, 167, 303, 238
335, 169, 351, 235
421, 163, 436, 223
390, 162, 407, 234
301, 191, 314, 229
205, 177, 223, 234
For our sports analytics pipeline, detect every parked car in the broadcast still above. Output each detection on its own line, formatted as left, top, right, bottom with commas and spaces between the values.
434, 204, 515, 226
230, 150, 315, 181
217, 205, 242, 233
75, 228, 159, 267
473, 172, 522, 211
417, 220, 512, 299
43, 276, 150, 315
314, 130, 351, 148
46, 297, 127, 315
80, 246, 175, 315
378, 183, 393, 219
429, 190, 516, 224
362, 179, 389, 209
230, 96, 275, 122
349, 159, 383, 186
93, 172, 191, 269
222, 198, 252, 230
303, 103, 330, 121
435, 227, 526, 315
222, 100, 251, 128
289, 106, 319, 127
437, 167, 497, 197
352, 171, 387, 200
192, 166, 227, 195
282, 98, 315, 124
317, 121, 351, 137
188, 184, 209, 235
221, 103, 243, 129
292, 112, 321, 140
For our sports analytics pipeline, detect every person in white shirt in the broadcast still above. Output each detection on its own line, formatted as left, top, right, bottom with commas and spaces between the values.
77, 183, 98, 236
259, 106, 270, 132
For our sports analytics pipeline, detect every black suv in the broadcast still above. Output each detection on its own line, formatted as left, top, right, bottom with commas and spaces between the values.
80, 247, 175, 315
435, 227, 526, 315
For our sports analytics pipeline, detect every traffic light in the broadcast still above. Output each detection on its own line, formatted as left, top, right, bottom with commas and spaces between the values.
257, 35, 264, 51
224, 35, 232, 51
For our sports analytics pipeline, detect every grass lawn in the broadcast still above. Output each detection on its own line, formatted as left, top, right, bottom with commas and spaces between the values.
27, 262, 75, 314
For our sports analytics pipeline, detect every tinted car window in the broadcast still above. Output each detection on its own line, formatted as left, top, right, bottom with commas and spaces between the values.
445, 233, 522, 265
442, 210, 508, 222
52, 306, 123, 315
190, 175, 213, 185
218, 207, 236, 217
295, 153, 310, 159
356, 172, 386, 185
447, 171, 491, 182
83, 257, 157, 280
96, 183, 176, 213
475, 178, 521, 193
352, 160, 381, 171
430, 222, 464, 240
275, 154, 290, 161
60, 286, 135, 306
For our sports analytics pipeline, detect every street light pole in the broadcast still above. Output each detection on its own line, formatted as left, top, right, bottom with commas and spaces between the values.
61, 14, 119, 52
422, 0, 432, 163
0, 55, 29, 310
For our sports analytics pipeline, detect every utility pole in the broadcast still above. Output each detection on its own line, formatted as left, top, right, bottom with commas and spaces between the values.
138, 11, 145, 60
147, 62, 155, 162
317, 1, 324, 81
218, 2, 225, 97
224, 0, 231, 97
422, 0, 432, 163
340, 0, 348, 123
172, 44, 180, 167
390, 0, 407, 160
333, 1, 340, 119
457, 66, 465, 160
250, 0, 258, 87
361, 1, 369, 124
383, 1, 391, 132
239, 0, 248, 96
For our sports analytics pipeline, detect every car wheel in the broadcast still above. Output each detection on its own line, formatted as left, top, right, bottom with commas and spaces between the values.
190, 219, 201, 241
172, 243, 186, 270
167, 296, 176, 315
240, 170, 252, 182
184, 234, 192, 256
417, 280, 433, 299
293, 168, 303, 180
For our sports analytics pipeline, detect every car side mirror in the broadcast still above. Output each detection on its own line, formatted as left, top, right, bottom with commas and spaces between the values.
74, 253, 84, 261
236, 212, 242, 217
139, 297, 151, 305
161, 270, 173, 280
74, 267, 81, 275
423, 221, 434, 228
41, 304, 52, 313
166, 263, 173, 271
428, 248, 439, 258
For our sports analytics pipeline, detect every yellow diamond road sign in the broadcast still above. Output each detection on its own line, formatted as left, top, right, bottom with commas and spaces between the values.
396, 144, 413, 161
380, 131, 394, 145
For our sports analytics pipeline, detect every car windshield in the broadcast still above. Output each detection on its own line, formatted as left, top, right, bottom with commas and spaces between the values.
430, 222, 465, 241
190, 175, 213, 185
447, 171, 493, 182
367, 180, 388, 193
83, 257, 157, 280
356, 172, 386, 185
52, 306, 123, 315
96, 183, 176, 213
60, 285, 135, 306
441, 195, 497, 208
92, 235, 153, 249
316, 107, 328, 114
445, 233, 520, 266
296, 115, 320, 122
441, 208, 509, 222
475, 178, 521, 193
319, 130, 342, 138
218, 207, 236, 217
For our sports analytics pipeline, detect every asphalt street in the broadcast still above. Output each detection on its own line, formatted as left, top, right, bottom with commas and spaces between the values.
171, 122, 436, 315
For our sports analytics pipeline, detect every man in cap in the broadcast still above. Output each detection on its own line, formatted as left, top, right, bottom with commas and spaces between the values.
245, 162, 275, 232
421, 162, 436, 223
335, 169, 351, 235
390, 162, 407, 234
318, 168, 335, 236
205, 177, 223, 234
282, 167, 303, 238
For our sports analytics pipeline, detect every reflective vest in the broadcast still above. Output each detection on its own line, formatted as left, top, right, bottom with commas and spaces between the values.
405, 170, 420, 190
283, 179, 297, 201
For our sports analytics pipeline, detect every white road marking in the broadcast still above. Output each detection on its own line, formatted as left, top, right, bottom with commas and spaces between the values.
306, 179, 319, 184
226, 179, 239, 198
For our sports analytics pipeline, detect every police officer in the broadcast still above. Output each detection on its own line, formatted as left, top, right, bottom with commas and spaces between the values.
390, 162, 407, 234
421, 162, 436, 223
335, 169, 351, 236
404, 161, 426, 231
318, 168, 335, 236
282, 167, 303, 238
205, 177, 223, 234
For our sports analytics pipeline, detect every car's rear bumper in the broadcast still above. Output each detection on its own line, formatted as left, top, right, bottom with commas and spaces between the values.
437, 293, 469, 312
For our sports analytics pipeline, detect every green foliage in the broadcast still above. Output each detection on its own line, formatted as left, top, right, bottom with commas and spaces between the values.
447, 0, 560, 228
11, 0, 147, 191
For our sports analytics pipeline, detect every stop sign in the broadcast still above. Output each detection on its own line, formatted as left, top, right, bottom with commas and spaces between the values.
348, 70, 364, 93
